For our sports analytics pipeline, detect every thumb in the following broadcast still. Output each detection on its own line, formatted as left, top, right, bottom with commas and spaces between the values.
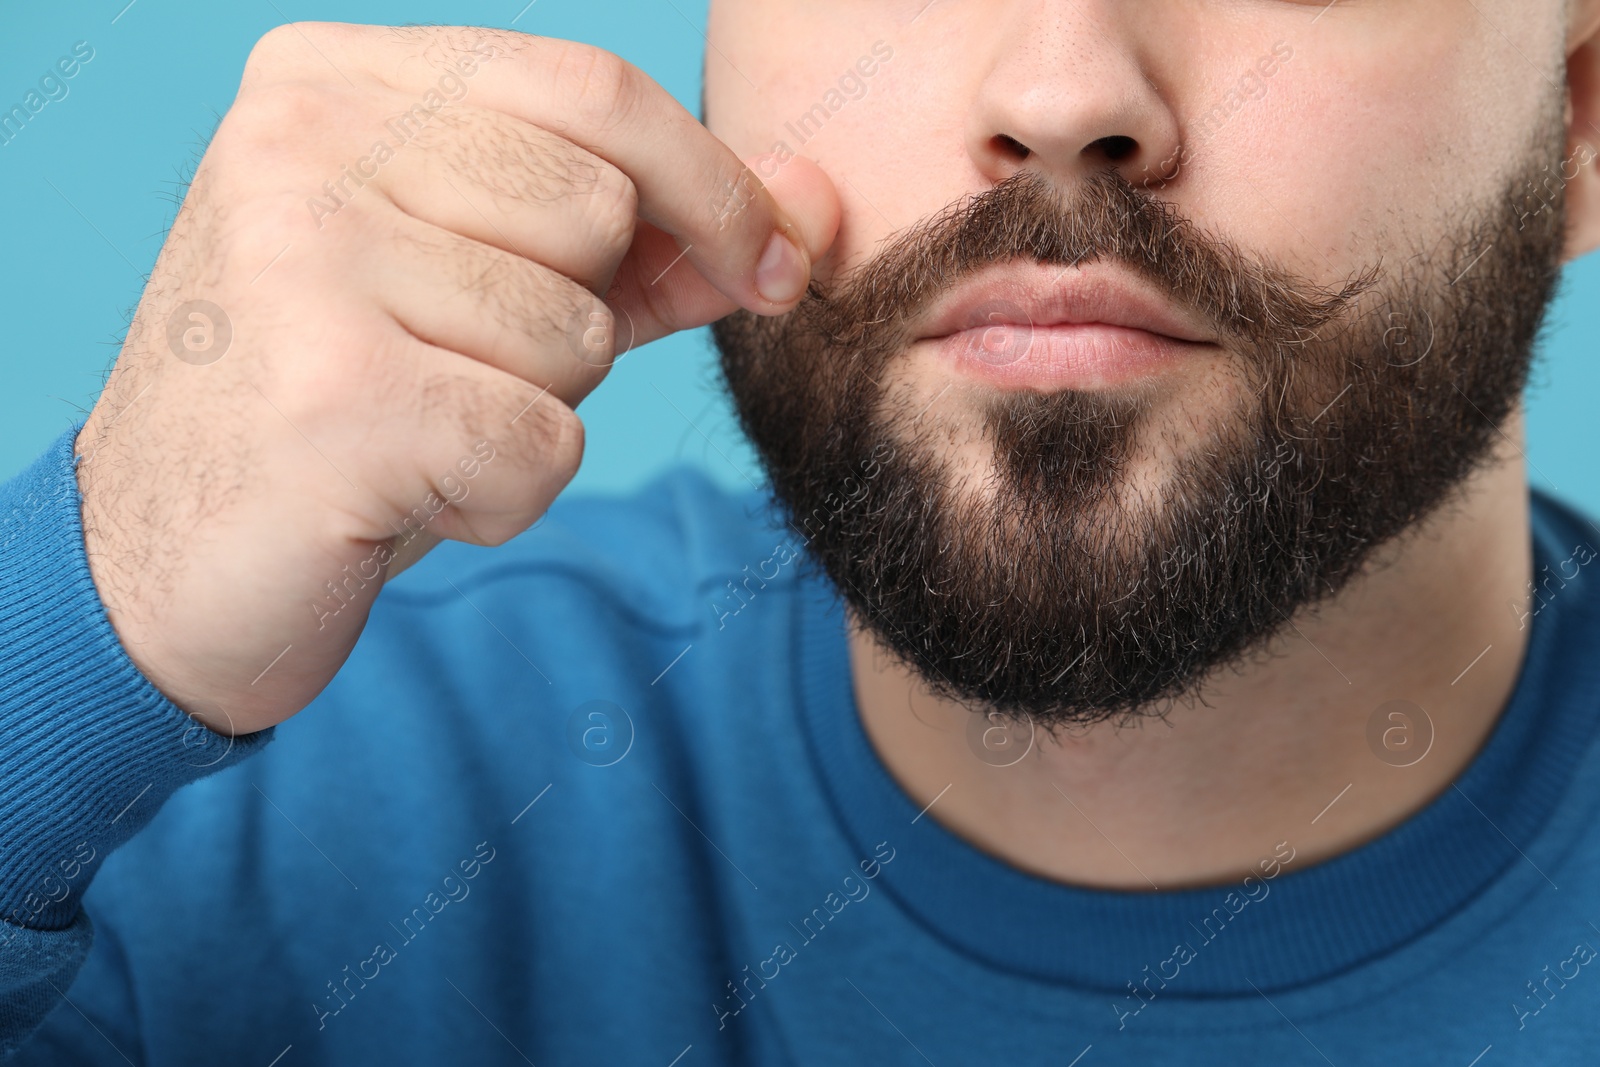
755, 152, 843, 266
608, 152, 843, 349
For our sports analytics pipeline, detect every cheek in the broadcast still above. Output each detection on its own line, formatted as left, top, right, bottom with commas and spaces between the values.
711, 3, 978, 287
779, 55, 980, 288
706, 4, 869, 151
1195, 31, 1547, 284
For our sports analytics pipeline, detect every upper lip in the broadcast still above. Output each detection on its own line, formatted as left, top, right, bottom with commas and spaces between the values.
912, 260, 1219, 345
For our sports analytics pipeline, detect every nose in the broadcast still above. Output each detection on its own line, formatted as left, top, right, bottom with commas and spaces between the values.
963, 0, 1183, 189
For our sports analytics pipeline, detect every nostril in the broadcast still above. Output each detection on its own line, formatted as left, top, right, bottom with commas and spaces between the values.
1087, 134, 1138, 162
993, 133, 1032, 161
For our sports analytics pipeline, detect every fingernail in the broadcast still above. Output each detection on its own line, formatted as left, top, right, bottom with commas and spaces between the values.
755, 229, 809, 305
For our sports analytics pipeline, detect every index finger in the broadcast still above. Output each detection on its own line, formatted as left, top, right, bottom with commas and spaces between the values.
268, 23, 813, 312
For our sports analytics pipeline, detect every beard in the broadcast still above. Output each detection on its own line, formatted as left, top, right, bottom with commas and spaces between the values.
711, 116, 1567, 732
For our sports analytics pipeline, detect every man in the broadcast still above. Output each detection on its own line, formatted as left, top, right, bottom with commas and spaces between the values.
2, 0, 1599, 1061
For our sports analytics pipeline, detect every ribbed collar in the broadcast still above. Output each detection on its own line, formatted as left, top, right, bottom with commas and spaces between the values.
794, 490, 1600, 994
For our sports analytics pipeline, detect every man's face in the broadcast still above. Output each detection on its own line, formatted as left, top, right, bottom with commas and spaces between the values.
702, 1, 1575, 727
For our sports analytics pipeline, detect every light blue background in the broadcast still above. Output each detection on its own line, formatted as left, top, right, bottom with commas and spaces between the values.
2, 1, 1597, 507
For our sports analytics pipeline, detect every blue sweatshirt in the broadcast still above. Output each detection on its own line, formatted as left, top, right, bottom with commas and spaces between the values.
3, 424, 1600, 1065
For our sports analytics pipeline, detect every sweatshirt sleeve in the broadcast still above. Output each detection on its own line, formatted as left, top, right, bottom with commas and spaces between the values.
0, 426, 272, 1054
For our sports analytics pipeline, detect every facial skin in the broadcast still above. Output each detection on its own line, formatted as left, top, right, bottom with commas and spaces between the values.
702, 0, 1600, 888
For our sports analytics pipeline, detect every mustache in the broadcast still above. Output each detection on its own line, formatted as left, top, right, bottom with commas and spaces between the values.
798, 169, 1379, 360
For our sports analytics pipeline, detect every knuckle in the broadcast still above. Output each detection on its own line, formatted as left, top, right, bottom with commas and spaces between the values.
276, 316, 401, 427
245, 23, 300, 71
550, 43, 637, 131
584, 165, 639, 260
468, 523, 518, 549
244, 22, 340, 76
229, 80, 336, 150
228, 194, 325, 274
455, 503, 520, 548
519, 394, 585, 480
547, 404, 586, 481
559, 292, 621, 380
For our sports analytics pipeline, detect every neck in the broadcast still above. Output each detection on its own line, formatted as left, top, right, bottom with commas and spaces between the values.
848, 410, 1535, 891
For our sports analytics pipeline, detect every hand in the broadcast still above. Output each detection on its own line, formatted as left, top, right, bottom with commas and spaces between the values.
72, 23, 840, 734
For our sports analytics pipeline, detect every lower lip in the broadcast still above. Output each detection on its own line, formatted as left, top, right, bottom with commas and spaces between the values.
921, 322, 1211, 390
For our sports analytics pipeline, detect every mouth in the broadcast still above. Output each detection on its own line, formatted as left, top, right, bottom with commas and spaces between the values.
910, 260, 1221, 391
